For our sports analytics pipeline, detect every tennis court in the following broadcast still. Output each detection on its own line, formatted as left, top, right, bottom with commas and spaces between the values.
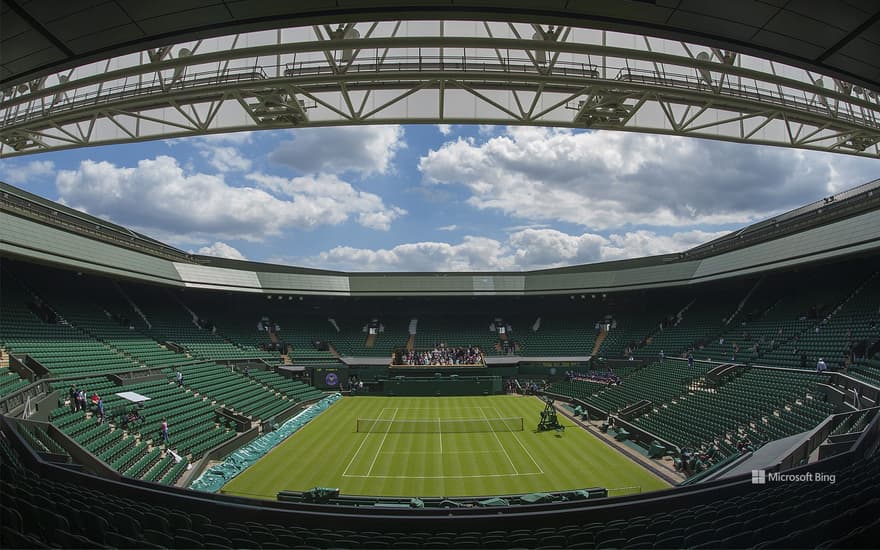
220, 395, 669, 499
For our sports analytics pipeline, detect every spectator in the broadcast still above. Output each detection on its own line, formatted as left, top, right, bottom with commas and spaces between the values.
125, 409, 142, 429
816, 358, 827, 373
160, 418, 169, 446
396, 345, 484, 366
687, 351, 694, 368
175, 370, 183, 387
96, 397, 105, 424
77, 390, 87, 413
566, 370, 621, 385
658, 350, 665, 366
69, 386, 77, 413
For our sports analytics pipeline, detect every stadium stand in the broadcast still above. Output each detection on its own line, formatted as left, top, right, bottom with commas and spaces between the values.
2, 415, 878, 548
633, 367, 834, 463
0, 275, 141, 378
122, 283, 281, 364
1, 254, 879, 547
0, 350, 29, 398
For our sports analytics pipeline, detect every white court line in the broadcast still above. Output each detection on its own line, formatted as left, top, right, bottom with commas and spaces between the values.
343, 407, 392, 476
378, 406, 495, 410
378, 449, 504, 455
438, 416, 442, 454
366, 407, 399, 476
489, 406, 545, 475
342, 472, 543, 479
478, 405, 519, 475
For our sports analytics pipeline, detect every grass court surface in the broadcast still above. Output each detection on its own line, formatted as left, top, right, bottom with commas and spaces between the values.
220, 395, 669, 499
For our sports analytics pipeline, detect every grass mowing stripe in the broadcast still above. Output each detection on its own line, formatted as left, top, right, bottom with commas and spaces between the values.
366, 407, 398, 476
220, 396, 670, 499
492, 405, 543, 474
478, 403, 518, 475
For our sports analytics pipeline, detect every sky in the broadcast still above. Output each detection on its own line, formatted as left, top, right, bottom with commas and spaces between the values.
1, 125, 877, 272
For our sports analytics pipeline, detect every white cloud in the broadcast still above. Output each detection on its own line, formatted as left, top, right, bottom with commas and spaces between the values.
309, 236, 515, 272
437, 224, 458, 231
190, 132, 254, 172
270, 125, 405, 176
437, 124, 453, 135
198, 145, 252, 172
1, 160, 55, 184
55, 156, 404, 242
247, 172, 406, 231
419, 127, 879, 230
196, 241, 247, 260
304, 228, 725, 272
358, 207, 407, 231
506, 228, 728, 269
601, 229, 728, 261
198, 131, 255, 144
507, 229, 608, 269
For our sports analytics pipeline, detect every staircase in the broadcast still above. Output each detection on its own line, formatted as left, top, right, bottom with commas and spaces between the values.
365, 333, 377, 348
726, 276, 764, 325
165, 288, 200, 325
592, 329, 608, 356
829, 271, 879, 323
328, 318, 340, 333
407, 318, 418, 351
113, 281, 151, 329
279, 343, 293, 365
675, 299, 697, 325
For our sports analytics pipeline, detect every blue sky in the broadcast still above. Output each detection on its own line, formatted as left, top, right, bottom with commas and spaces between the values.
2, 124, 877, 271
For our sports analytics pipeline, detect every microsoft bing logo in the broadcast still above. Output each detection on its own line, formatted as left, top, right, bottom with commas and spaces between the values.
749, 469, 836, 485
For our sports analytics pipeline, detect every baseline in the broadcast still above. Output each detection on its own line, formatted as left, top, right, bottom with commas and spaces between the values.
342, 472, 544, 480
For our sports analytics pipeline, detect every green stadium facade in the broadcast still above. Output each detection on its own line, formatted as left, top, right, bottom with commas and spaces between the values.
2, 179, 880, 547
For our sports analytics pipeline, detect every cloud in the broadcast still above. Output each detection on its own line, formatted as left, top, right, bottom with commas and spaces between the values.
601, 230, 729, 261
309, 236, 515, 272
270, 125, 405, 176
437, 124, 453, 135
507, 229, 608, 269
190, 132, 254, 172
198, 131, 255, 144
418, 127, 879, 230
197, 145, 252, 172
304, 228, 725, 272
55, 156, 404, 242
196, 241, 247, 260
437, 224, 458, 231
247, 172, 406, 231
1, 160, 55, 184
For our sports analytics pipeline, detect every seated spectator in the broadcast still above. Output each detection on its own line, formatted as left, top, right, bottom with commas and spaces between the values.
395, 345, 485, 366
